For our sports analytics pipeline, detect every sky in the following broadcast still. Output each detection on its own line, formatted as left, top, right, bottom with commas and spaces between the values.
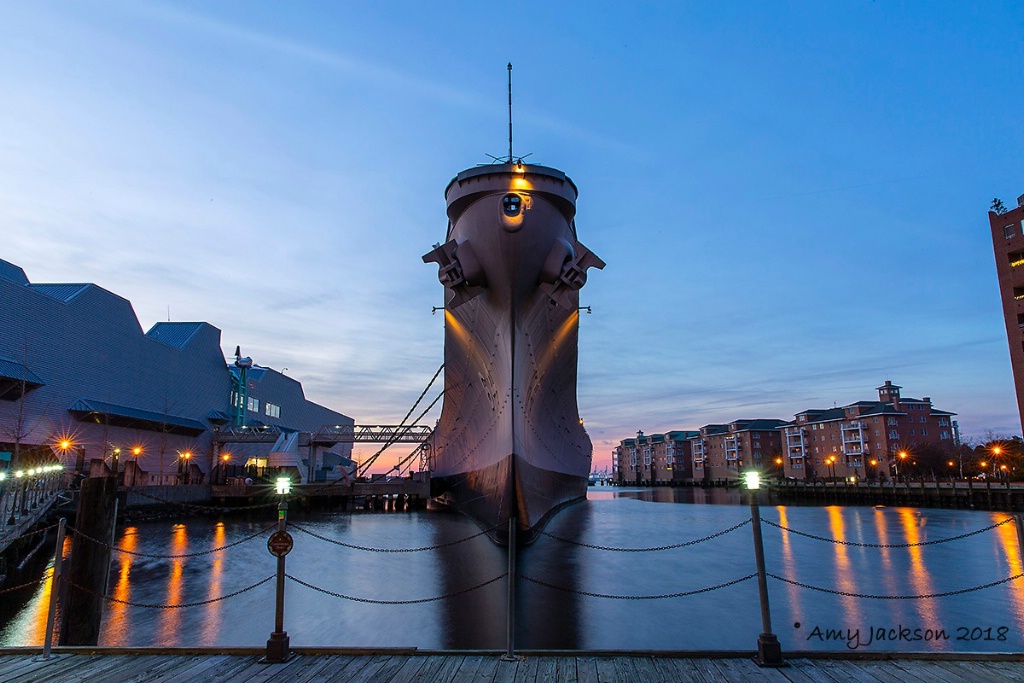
2, 2, 1023, 473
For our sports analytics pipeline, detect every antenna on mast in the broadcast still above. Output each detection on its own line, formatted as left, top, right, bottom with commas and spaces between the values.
507, 63, 513, 163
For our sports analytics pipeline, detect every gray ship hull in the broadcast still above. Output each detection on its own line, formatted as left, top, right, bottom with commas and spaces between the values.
424, 163, 603, 544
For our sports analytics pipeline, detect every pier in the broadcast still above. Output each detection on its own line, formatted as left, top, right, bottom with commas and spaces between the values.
2, 649, 1023, 682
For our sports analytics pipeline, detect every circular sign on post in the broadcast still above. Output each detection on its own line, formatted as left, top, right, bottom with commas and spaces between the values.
267, 531, 293, 557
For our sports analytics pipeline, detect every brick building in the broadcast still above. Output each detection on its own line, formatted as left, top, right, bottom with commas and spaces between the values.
989, 195, 1024, 436
690, 420, 786, 482
780, 381, 956, 481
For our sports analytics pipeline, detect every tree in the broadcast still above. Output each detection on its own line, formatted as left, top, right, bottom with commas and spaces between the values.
992, 198, 1009, 215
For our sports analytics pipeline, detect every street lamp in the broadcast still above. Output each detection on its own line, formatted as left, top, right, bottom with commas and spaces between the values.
895, 450, 908, 481
180, 451, 193, 485
826, 455, 837, 483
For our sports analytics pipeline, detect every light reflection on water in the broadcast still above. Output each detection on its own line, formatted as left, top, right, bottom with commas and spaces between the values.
1, 487, 1023, 653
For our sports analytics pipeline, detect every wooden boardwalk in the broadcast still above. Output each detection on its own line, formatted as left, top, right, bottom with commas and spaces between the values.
2, 650, 1024, 682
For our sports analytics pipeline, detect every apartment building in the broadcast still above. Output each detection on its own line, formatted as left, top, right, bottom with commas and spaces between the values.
990, 195, 1024, 436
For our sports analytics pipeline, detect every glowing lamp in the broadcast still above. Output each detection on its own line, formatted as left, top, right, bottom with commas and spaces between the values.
59, 440, 72, 451
132, 446, 142, 456
744, 471, 761, 490
276, 477, 292, 495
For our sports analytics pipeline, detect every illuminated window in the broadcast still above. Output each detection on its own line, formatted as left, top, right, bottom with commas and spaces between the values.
247, 397, 259, 412
265, 402, 281, 418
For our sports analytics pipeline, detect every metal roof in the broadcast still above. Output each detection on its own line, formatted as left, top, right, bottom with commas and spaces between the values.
0, 358, 44, 386
27, 283, 91, 302
69, 398, 207, 436
147, 322, 205, 349
0, 259, 29, 285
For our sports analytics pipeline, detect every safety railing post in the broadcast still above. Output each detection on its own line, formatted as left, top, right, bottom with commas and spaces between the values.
265, 492, 293, 662
39, 517, 66, 660
747, 474, 785, 667
501, 516, 517, 661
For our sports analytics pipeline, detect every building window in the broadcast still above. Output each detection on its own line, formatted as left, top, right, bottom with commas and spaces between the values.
887, 417, 898, 426
1015, 286, 1024, 301
889, 430, 898, 439
1006, 224, 1016, 240
247, 397, 259, 413
910, 429, 916, 436
920, 428, 927, 436
940, 431, 950, 440
265, 402, 281, 418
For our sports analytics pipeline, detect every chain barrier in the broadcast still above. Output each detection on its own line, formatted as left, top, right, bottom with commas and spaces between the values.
0, 570, 53, 595
285, 571, 506, 605
65, 575, 275, 608
768, 572, 1024, 600
68, 523, 276, 559
0, 521, 60, 546
763, 516, 1015, 548
520, 572, 757, 600
287, 521, 496, 552
539, 518, 752, 552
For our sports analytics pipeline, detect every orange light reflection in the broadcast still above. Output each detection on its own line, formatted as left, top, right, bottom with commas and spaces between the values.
826, 507, 864, 626
156, 524, 187, 646
199, 522, 226, 644
105, 526, 138, 642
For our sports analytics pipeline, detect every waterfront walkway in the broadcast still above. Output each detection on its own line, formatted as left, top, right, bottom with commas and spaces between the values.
2, 650, 1024, 682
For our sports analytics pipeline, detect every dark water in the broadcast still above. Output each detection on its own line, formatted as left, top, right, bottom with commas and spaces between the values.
2, 486, 1023, 653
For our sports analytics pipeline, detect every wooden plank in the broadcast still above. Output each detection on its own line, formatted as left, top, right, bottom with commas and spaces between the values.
475, 655, 500, 682
287, 654, 352, 683
535, 655, 558, 683
981, 661, 1024, 683
691, 658, 734, 682
322, 653, 378, 682
491, 657, 521, 683
0, 655, 62, 681
711, 657, 794, 683
554, 655, 576, 683
94, 654, 187, 683
962, 660, 1024, 683
404, 655, 458, 683
593, 656, 617, 683
651, 657, 712, 683
812, 659, 883, 683
851, 659, 931, 683
574, 656, 600, 683
420, 655, 465, 683
516, 654, 540, 683
343, 654, 404, 683
10, 652, 145, 683
787, 658, 847, 683
451, 654, 489, 683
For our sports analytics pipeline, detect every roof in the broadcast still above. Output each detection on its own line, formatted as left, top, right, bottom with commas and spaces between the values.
69, 398, 207, 436
0, 259, 29, 285
0, 357, 45, 400
147, 322, 206, 349
27, 283, 91, 302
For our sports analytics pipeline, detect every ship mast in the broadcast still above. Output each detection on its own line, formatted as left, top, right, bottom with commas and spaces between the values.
507, 63, 513, 163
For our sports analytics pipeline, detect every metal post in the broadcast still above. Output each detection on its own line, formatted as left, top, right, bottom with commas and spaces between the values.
501, 516, 517, 661
265, 499, 291, 662
1016, 515, 1024, 564
749, 489, 784, 667
39, 518, 66, 660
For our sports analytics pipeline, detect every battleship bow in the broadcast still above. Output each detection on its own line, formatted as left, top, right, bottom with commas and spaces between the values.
424, 163, 604, 544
